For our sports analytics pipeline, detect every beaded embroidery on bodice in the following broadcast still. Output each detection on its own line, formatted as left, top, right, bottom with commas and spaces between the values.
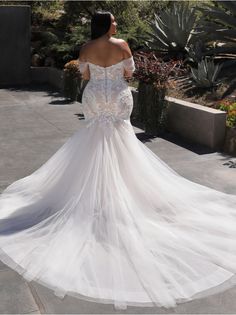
78, 56, 136, 132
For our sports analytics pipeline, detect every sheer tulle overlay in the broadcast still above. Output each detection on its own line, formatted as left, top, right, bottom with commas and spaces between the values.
0, 56, 236, 311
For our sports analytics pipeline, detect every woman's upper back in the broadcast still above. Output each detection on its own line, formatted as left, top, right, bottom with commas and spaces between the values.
79, 37, 133, 67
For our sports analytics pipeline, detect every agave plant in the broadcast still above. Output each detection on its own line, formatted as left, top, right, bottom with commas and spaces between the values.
189, 57, 224, 88
185, 39, 210, 64
194, 1, 236, 57
143, 2, 199, 56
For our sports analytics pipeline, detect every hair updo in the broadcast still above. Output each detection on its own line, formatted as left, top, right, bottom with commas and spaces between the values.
91, 11, 112, 40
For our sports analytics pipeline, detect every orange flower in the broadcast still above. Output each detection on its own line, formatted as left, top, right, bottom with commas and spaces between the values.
63, 60, 80, 76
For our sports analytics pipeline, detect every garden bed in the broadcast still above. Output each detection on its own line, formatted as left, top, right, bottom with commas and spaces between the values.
166, 80, 236, 108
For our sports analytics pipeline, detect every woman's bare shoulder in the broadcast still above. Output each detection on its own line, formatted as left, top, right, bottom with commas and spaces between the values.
114, 38, 128, 46
115, 38, 133, 58
80, 41, 93, 51
79, 41, 93, 60
79, 37, 132, 60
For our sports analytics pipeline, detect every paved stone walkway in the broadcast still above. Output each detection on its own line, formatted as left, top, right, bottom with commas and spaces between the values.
0, 84, 236, 314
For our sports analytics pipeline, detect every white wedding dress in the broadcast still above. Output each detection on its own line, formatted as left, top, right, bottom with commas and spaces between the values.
0, 55, 236, 311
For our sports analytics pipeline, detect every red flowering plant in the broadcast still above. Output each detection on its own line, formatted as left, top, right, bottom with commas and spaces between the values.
132, 51, 188, 135
133, 51, 186, 89
215, 99, 236, 128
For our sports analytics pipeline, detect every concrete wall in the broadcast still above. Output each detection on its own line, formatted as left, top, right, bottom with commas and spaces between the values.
31, 67, 64, 90
165, 96, 226, 150
0, 6, 31, 85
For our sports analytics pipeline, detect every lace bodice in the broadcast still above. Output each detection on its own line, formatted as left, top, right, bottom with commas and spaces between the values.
78, 56, 136, 134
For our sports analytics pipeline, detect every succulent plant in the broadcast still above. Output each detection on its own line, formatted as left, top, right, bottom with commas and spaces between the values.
143, 2, 198, 56
189, 57, 224, 88
185, 39, 209, 64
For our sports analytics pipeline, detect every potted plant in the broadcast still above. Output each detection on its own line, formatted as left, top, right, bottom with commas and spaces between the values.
133, 51, 184, 135
215, 99, 236, 156
63, 60, 81, 102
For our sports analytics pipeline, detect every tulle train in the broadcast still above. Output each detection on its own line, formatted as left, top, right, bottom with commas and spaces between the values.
0, 119, 236, 310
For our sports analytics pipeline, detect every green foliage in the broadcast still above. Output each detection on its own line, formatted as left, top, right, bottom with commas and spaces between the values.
49, 42, 74, 68
31, 1, 64, 21
30, 1, 157, 67
40, 31, 59, 45
62, 1, 169, 49
194, 0, 236, 58
143, 2, 198, 56
216, 100, 236, 128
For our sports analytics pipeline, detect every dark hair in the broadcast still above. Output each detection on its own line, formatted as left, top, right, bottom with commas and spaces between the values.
91, 11, 112, 40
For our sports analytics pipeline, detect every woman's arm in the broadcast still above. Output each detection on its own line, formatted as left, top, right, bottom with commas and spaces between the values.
119, 40, 135, 79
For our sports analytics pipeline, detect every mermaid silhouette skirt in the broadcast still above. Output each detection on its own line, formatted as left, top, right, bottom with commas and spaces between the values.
0, 56, 236, 310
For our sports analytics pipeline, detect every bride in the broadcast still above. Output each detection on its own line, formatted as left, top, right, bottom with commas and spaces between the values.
0, 10, 236, 311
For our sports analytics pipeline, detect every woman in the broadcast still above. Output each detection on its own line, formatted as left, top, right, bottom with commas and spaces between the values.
0, 10, 236, 311
79, 11, 133, 80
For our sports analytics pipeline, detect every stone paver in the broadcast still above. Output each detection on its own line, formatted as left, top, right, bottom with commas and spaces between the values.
0, 84, 236, 314
0, 269, 40, 314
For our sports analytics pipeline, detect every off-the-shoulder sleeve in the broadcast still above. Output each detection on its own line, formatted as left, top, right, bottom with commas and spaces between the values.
78, 59, 88, 74
123, 56, 136, 73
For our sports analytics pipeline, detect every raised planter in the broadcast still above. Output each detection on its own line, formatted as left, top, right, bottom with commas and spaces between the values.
131, 90, 228, 151
30, 66, 64, 90
164, 96, 227, 150
31, 66, 84, 101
